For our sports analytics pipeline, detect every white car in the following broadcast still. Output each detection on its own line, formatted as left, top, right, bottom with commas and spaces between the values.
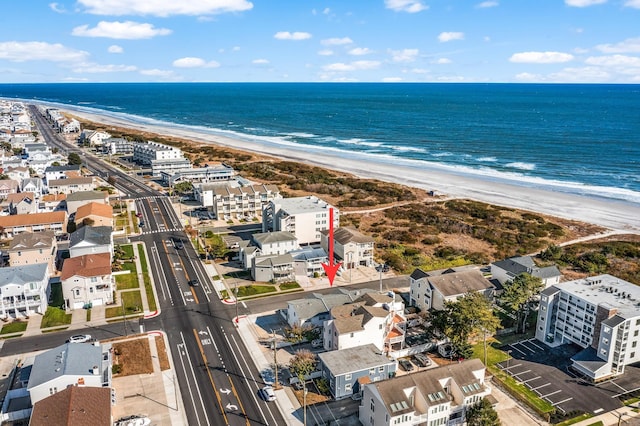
68, 334, 92, 343
259, 386, 276, 402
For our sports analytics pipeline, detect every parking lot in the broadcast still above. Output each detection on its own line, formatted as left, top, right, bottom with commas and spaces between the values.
497, 340, 622, 415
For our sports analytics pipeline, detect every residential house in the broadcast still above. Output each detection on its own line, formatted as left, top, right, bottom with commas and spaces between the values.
8, 230, 57, 273
253, 253, 295, 283
79, 130, 111, 147
26, 342, 112, 405
0, 179, 19, 199
491, 255, 562, 288
409, 266, 495, 312
194, 182, 279, 219
536, 275, 640, 382
241, 231, 299, 270
321, 226, 375, 269
262, 195, 339, 245
30, 386, 112, 426
291, 247, 328, 277
61, 253, 114, 309
4, 166, 30, 182
0, 263, 49, 318
20, 177, 44, 198
75, 202, 114, 228
69, 226, 113, 259
44, 165, 82, 183
323, 292, 406, 353
101, 137, 133, 155
358, 359, 491, 426
319, 344, 396, 400
39, 193, 66, 212
66, 191, 109, 215
0, 211, 67, 238
163, 164, 237, 186
48, 177, 94, 195
285, 288, 373, 328
7, 192, 37, 215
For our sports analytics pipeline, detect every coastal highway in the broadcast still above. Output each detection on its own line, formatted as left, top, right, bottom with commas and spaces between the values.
23, 105, 286, 425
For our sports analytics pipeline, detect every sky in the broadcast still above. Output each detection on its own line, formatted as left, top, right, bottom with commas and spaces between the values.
1, 0, 639, 83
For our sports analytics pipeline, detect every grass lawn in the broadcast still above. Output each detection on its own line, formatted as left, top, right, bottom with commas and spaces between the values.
280, 282, 301, 291
41, 307, 72, 328
119, 244, 135, 258
105, 291, 144, 319
237, 285, 276, 298
49, 282, 64, 309
224, 271, 251, 280
121, 260, 138, 274
115, 271, 139, 289
554, 413, 594, 426
138, 245, 157, 312
1, 320, 28, 335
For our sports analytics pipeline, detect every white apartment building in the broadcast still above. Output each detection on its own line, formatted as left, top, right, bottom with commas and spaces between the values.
359, 359, 490, 426
241, 231, 299, 269
0, 263, 49, 318
133, 141, 185, 165
320, 226, 375, 269
150, 158, 192, 177
195, 182, 279, 219
262, 195, 338, 245
163, 164, 237, 186
536, 274, 640, 381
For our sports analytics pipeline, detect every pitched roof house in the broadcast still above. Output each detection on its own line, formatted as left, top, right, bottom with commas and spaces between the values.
6, 191, 37, 215
61, 253, 114, 309
8, 230, 57, 273
66, 190, 110, 215
321, 226, 376, 269
69, 226, 113, 259
491, 255, 562, 288
75, 202, 114, 228
30, 386, 112, 426
0, 211, 67, 238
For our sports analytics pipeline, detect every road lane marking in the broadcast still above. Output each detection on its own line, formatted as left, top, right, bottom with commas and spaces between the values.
192, 329, 228, 425
151, 243, 172, 304
163, 240, 186, 305
177, 252, 199, 304
177, 333, 207, 426
218, 326, 250, 426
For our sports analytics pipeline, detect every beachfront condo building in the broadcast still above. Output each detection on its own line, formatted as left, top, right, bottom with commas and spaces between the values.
133, 141, 185, 165
195, 182, 280, 220
262, 195, 339, 245
536, 274, 640, 382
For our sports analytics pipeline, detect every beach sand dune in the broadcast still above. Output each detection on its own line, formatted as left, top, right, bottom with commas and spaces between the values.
65, 108, 640, 233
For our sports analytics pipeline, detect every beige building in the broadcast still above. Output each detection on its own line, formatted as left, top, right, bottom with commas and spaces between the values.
321, 226, 375, 269
8, 230, 57, 273
6, 192, 37, 215
0, 211, 67, 238
47, 177, 94, 195
66, 191, 109, 215
75, 202, 114, 228
61, 253, 114, 309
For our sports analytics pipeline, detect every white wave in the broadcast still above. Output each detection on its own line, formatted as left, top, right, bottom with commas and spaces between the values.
285, 132, 317, 138
338, 138, 383, 147
478, 156, 498, 162
432, 152, 453, 157
505, 162, 536, 171
388, 145, 428, 153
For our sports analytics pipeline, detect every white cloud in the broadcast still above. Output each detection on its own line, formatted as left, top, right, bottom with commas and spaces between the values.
564, 0, 607, 6
318, 49, 334, 56
73, 63, 137, 73
323, 7, 331, 14
573, 47, 589, 54
232, 46, 241, 51
72, 21, 172, 39
515, 72, 542, 81
0, 41, 88, 62
509, 51, 574, 63
77, 0, 253, 17
382, 77, 403, 82
323, 60, 381, 71
476, 1, 499, 8
139, 68, 178, 78
548, 66, 610, 82
348, 47, 373, 56
595, 37, 640, 53
389, 48, 419, 62
433, 58, 452, 64
274, 31, 312, 41
252, 58, 269, 64
438, 32, 465, 42
625, 0, 640, 8
108, 45, 123, 53
385, 0, 429, 13
49, 2, 66, 13
172, 57, 220, 68
585, 54, 640, 67
409, 68, 429, 74
321, 37, 353, 46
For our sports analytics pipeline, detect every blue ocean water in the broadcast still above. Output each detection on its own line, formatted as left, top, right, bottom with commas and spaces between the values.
1, 83, 639, 204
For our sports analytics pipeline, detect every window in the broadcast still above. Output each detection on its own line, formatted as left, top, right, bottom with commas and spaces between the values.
378, 366, 384, 372
370, 399, 375, 411
345, 384, 351, 392
369, 368, 375, 375
632, 352, 636, 358
633, 341, 637, 348
345, 373, 352, 381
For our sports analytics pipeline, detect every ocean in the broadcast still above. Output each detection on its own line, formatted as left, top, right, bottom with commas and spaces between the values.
1, 82, 639, 204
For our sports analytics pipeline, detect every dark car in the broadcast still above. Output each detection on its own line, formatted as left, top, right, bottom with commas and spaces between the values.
413, 353, 432, 368
398, 359, 414, 372
188, 279, 199, 287
173, 238, 184, 249
139, 220, 144, 228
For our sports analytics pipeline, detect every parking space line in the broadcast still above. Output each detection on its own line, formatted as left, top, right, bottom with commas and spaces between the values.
541, 390, 562, 399
552, 397, 573, 406
500, 363, 522, 372
608, 381, 628, 393
519, 341, 537, 353
512, 369, 531, 377
522, 376, 541, 384
530, 383, 551, 391
509, 345, 527, 356
527, 338, 545, 351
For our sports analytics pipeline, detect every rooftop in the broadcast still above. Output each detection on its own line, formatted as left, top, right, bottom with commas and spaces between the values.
30, 386, 111, 426
76, 202, 114, 220
0, 263, 48, 287
60, 253, 111, 280
273, 195, 335, 215
318, 344, 393, 376
253, 231, 298, 246
27, 343, 103, 390
427, 269, 494, 297
0, 211, 66, 228
555, 274, 640, 318
9, 230, 55, 251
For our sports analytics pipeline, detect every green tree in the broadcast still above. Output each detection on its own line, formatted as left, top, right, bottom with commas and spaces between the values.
289, 349, 317, 425
500, 273, 544, 334
540, 244, 562, 261
207, 234, 228, 259
174, 181, 193, 194
465, 398, 501, 426
68, 152, 83, 165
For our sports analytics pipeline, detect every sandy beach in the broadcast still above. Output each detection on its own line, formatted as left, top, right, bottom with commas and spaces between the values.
63, 107, 640, 233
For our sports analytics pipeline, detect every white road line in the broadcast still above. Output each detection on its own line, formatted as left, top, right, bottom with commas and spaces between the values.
522, 376, 541, 384
541, 390, 562, 399
512, 369, 531, 377
518, 341, 537, 353
151, 243, 172, 304
552, 397, 573, 406
609, 381, 628, 392
178, 332, 209, 426
501, 363, 522, 372
527, 338, 545, 351
530, 383, 551, 391
509, 345, 527, 356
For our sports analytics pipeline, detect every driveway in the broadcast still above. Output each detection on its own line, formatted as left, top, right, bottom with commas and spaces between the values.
497, 340, 622, 415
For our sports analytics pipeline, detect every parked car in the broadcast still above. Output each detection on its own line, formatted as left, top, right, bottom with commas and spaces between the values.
258, 386, 276, 402
68, 334, 92, 343
398, 359, 414, 372
413, 353, 432, 368
311, 339, 323, 348
260, 368, 275, 386
139, 220, 144, 228
136, 212, 142, 218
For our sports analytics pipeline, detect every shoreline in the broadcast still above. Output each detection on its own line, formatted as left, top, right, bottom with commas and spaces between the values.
52, 105, 640, 232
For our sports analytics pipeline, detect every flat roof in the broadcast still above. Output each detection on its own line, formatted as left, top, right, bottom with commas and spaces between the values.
318, 344, 392, 376
556, 274, 640, 318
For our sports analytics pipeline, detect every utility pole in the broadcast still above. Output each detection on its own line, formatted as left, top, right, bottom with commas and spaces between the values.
379, 263, 384, 293
272, 329, 280, 389
303, 380, 307, 426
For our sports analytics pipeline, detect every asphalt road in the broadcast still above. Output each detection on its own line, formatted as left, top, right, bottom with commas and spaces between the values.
6, 106, 287, 426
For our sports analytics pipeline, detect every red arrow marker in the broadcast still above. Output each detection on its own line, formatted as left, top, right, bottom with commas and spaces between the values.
322, 207, 342, 286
